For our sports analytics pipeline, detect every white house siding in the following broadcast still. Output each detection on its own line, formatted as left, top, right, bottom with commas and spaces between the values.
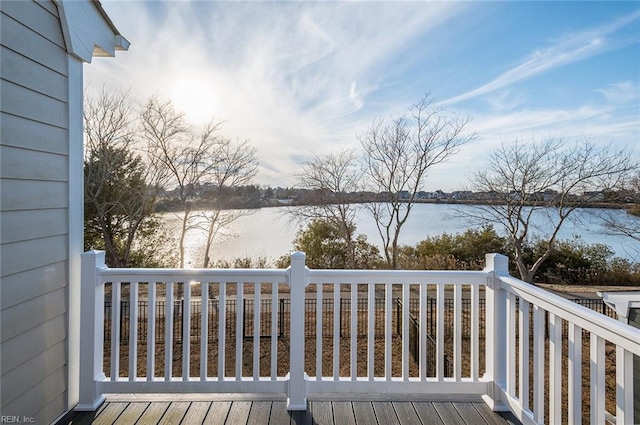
0, 0, 72, 422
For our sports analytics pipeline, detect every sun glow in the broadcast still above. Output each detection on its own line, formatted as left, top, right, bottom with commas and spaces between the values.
169, 77, 217, 125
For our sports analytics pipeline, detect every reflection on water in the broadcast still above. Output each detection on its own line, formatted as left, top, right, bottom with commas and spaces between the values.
161, 204, 637, 266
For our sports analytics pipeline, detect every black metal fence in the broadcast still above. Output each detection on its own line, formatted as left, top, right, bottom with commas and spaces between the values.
396, 296, 616, 375
105, 296, 615, 346
569, 298, 616, 318
105, 297, 388, 344
403, 297, 487, 339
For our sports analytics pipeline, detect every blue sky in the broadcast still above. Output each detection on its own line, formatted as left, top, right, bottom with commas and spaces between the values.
86, 1, 640, 191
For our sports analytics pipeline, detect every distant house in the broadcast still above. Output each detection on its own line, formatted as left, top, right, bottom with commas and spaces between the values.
451, 191, 473, 200
583, 190, 605, 202
0, 1, 127, 423
532, 189, 558, 202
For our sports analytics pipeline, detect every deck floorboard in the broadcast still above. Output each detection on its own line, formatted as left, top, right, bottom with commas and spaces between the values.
181, 401, 211, 423
203, 401, 232, 425
247, 401, 271, 425
158, 401, 190, 425
113, 402, 148, 425
66, 397, 521, 425
135, 401, 169, 423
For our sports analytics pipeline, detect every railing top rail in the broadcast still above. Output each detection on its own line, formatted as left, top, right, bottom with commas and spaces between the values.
307, 269, 490, 285
499, 275, 640, 354
97, 267, 288, 284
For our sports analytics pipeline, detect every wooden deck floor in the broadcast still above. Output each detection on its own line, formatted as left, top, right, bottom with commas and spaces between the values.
65, 395, 521, 425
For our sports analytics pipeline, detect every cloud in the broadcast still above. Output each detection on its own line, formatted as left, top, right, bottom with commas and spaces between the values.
442, 9, 640, 106
485, 89, 528, 112
598, 81, 640, 104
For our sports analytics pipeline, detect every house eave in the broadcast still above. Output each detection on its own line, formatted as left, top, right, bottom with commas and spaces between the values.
55, 0, 130, 63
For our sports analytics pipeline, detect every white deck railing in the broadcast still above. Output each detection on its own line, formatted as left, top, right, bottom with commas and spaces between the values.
77, 250, 640, 424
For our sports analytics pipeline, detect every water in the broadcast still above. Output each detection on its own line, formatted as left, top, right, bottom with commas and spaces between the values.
162, 204, 638, 267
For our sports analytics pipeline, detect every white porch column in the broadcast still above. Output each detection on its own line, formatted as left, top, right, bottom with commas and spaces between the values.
482, 253, 509, 411
76, 250, 107, 411
287, 252, 308, 410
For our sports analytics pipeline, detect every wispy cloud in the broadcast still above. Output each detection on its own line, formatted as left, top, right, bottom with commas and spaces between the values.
485, 89, 528, 112
442, 9, 640, 106
598, 81, 640, 104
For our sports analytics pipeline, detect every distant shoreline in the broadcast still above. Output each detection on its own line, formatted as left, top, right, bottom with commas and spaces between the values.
154, 197, 633, 214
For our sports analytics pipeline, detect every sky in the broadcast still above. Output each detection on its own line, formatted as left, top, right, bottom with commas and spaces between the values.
86, 1, 640, 191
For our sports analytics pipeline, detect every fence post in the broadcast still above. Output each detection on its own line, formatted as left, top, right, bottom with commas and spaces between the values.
339, 298, 343, 338
287, 251, 308, 410
76, 250, 107, 411
279, 298, 285, 337
482, 253, 509, 411
396, 298, 401, 336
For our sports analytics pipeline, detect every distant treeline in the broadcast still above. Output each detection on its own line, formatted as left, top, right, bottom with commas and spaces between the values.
154, 184, 637, 213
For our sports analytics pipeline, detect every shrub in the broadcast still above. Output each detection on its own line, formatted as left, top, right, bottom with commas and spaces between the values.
276, 219, 383, 269
397, 226, 510, 270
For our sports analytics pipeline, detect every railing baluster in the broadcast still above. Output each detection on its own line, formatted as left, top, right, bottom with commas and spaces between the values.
111, 281, 121, 380
236, 282, 244, 380
518, 299, 530, 412
453, 284, 462, 381
350, 283, 357, 380
271, 282, 278, 380
147, 282, 156, 381
532, 305, 545, 423
317, 283, 323, 379
218, 282, 226, 380
253, 282, 261, 380
164, 282, 173, 381
201, 282, 209, 380
367, 283, 375, 380
402, 283, 410, 380
616, 346, 634, 425
129, 281, 138, 381
506, 291, 516, 394
590, 333, 605, 424
182, 282, 191, 380
385, 283, 392, 379
567, 322, 581, 425
419, 283, 427, 381
333, 284, 340, 381
470, 283, 479, 381
549, 312, 562, 424
436, 283, 445, 380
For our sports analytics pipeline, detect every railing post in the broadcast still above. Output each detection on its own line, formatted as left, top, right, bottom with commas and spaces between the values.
287, 251, 308, 410
76, 250, 107, 411
482, 253, 509, 411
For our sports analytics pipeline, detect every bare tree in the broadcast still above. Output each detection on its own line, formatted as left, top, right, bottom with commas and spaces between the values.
359, 93, 474, 269
84, 89, 164, 267
595, 170, 640, 259
142, 96, 258, 268
286, 149, 362, 268
198, 138, 258, 268
464, 138, 637, 282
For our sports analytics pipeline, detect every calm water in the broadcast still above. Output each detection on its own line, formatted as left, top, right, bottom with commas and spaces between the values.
163, 204, 638, 267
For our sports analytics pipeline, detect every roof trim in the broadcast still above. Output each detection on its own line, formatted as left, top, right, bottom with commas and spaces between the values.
55, 0, 129, 63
